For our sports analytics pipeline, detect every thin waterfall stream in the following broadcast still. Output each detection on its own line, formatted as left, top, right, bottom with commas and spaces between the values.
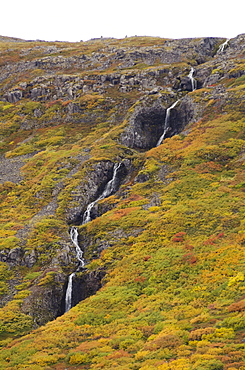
65, 272, 75, 312
188, 67, 197, 91
65, 162, 122, 312
157, 100, 179, 146
157, 67, 196, 146
65, 226, 85, 312
83, 162, 122, 224
218, 38, 230, 53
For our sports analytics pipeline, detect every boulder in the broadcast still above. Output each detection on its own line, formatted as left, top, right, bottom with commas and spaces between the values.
4, 89, 23, 103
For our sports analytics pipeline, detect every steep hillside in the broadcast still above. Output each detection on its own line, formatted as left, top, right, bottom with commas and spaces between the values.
0, 34, 244, 369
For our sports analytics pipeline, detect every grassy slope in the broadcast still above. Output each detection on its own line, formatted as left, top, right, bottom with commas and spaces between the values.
0, 37, 244, 369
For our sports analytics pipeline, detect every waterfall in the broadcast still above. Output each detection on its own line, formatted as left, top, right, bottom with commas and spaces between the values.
70, 226, 85, 267
157, 100, 179, 146
82, 200, 97, 225
218, 38, 230, 53
188, 67, 196, 91
65, 226, 85, 312
157, 66, 198, 147
65, 272, 75, 312
65, 163, 122, 312
83, 162, 122, 224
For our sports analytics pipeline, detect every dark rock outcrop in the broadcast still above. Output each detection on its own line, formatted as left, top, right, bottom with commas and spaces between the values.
62, 268, 106, 313
121, 94, 197, 150
21, 271, 67, 326
0, 37, 225, 105
121, 100, 166, 150
165, 96, 196, 138
66, 160, 115, 224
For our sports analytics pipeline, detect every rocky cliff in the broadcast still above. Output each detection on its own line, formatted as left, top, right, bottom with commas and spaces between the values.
0, 34, 245, 370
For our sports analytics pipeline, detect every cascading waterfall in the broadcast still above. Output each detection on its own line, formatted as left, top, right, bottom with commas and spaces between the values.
65, 226, 85, 312
218, 38, 230, 53
65, 163, 122, 312
70, 226, 85, 267
188, 67, 197, 91
64, 61, 199, 313
157, 67, 198, 146
83, 162, 122, 224
157, 100, 179, 146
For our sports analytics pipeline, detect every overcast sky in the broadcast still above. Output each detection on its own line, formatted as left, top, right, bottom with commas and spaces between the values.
1, 0, 244, 42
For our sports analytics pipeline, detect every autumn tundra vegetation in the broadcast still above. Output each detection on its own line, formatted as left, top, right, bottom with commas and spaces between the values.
0, 34, 244, 369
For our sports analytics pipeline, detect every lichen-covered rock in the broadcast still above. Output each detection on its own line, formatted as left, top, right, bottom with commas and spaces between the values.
0, 247, 25, 266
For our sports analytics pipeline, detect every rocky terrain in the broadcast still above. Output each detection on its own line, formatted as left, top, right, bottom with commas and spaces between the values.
0, 34, 244, 369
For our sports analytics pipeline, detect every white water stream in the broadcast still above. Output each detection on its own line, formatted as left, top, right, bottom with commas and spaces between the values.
157, 100, 179, 146
65, 163, 122, 312
83, 162, 122, 224
188, 67, 197, 91
65, 272, 75, 312
65, 226, 85, 312
218, 38, 230, 53
157, 67, 197, 146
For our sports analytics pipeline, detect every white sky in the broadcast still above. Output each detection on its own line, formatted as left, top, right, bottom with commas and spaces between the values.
1, 0, 244, 42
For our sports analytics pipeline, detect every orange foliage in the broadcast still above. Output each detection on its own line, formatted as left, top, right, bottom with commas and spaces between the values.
61, 100, 72, 106
204, 233, 225, 245
109, 207, 140, 220
181, 253, 198, 264
143, 255, 152, 261
172, 232, 186, 242
107, 350, 132, 359
189, 327, 215, 340
134, 276, 146, 283
76, 340, 101, 352
228, 300, 245, 312
183, 243, 194, 251
45, 99, 63, 108
194, 161, 223, 173
145, 334, 182, 350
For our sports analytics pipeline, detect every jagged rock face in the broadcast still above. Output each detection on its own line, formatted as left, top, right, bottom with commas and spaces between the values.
0, 37, 224, 105
121, 101, 166, 150
1, 35, 245, 107
0, 247, 38, 268
66, 161, 115, 224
